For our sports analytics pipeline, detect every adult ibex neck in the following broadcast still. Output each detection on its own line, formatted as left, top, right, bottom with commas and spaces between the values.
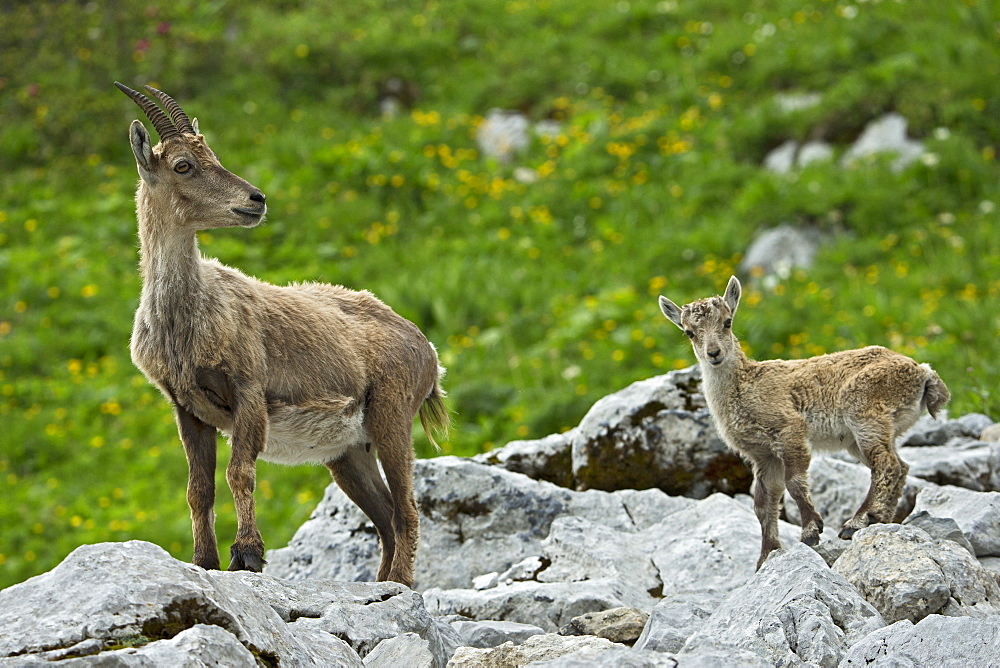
136, 199, 206, 322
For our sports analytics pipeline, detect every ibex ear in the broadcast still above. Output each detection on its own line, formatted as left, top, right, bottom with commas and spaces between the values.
658, 296, 685, 330
192, 117, 200, 135
129, 120, 156, 184
724, 275, 741, 314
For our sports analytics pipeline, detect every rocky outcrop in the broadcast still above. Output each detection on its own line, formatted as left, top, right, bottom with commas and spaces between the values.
2, 368, 997, 666
477, 367, 752, 497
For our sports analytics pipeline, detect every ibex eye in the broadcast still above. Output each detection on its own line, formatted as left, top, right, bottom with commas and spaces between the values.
174, 161, 191, 174
685, 330, 695, 339
723, 319, 732, 329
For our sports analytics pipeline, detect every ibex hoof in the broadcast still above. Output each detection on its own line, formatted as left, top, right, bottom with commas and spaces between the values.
192, 554, 222, 571
838, 526, 859, 540
229, 545, 265, 572
802, 533, 820, 547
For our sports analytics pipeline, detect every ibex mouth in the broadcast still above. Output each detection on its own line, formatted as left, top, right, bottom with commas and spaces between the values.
232, 207, 265, 226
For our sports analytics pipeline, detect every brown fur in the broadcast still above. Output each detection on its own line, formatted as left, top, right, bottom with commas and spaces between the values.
118, 83, 447, 586
659, 276, 949, 570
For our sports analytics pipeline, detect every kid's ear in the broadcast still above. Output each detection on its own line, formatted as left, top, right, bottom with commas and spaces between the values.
658, 295, 684, 330
129, 120, 156, 183
724, 275, 741, 314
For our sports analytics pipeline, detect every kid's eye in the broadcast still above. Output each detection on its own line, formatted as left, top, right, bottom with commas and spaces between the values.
174, 161, 192, 174
685, 330, 695, 339
723, 319, 732, 329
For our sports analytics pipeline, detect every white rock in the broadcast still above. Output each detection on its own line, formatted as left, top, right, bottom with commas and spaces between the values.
841, 112, 925, 171
682, 543, 883, 667
571, 369, 749, 497
0, 541, 355, 666
763, 139, 798, 174
832, 523, 1000, 624
738, 224, 824, 279
447, 619, 545, 649
476, 109, 529, 162
268, 457, 636, 589
913, 485, 1000, 557
635, 591, 723, 653
900, 440, 1000, 491
423, 579, 651, 632
650, 493, 811, 597
447, 633, 615, 667
364, 632, 434, 668
796, 140, 834, 167
841, 615, 1000, 666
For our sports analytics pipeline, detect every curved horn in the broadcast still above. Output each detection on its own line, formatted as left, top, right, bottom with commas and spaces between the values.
115, 81, 179, 141
144, 85, 196, 135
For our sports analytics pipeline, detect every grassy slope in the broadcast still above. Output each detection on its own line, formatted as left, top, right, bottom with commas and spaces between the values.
1, 0, 997, 588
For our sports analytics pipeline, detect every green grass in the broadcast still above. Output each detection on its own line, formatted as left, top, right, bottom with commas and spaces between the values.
1, 0, 998, 589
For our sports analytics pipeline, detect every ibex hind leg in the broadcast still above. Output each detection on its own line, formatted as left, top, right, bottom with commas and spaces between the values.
374, 427, 420, 588
326, 446, 397, 582
840, 417, 906, 539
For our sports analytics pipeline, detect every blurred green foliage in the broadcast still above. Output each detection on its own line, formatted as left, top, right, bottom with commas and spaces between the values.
1, 0, 998, 588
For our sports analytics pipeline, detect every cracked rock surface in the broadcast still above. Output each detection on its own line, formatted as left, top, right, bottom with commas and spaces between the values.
4, 369, 999, 666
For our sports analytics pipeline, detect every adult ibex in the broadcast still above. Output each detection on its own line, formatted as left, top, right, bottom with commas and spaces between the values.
659, 276, 949, 569
116, 82, 447, 587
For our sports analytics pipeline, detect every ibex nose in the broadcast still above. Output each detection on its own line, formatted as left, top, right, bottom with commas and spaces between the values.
249, 191, 266, 204
707, 348, 721, 359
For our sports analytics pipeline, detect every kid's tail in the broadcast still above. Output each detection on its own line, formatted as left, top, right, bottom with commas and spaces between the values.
920, 364, 951, 419
419, 367, 450, 451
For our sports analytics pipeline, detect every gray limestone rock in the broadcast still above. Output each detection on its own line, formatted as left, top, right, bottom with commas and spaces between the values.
913, 484, 1000, 557
447, 619, 545, 649
634, 591, 723, 654
5, 625, 263, 668
797, 141, 834, 167
840, 615, 1000, 666
363, 632, 434, 668
558, 607, 649, 645
841, 112, 925, 171
475, 109, 529, 162
682, 543, 884, 667
536, 515, 661, 601
903, 510, 976, 554
530, 645, 772, 668
763, 139, 798, 174
650, 493, 812, 597
899, 440, 1000, 491
900, 412, 993, 446
982, 422, 1000, 442
0, 541, 361, 667
446, 633, 615, 667
423, 579, 651, 632
571, 369, 750, 497
272, 581, 448, 666
267, 457, 636, 589
473, 432, 574, 488
739, 224, 825, 279
832, 524, 1000, 624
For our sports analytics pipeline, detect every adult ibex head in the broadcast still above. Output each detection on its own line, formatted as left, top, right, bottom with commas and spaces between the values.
116, 82, 266, 230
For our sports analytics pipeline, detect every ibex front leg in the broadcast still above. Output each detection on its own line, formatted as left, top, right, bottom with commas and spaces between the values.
176, 404, 220, 570
227, 385, 268, 572
752, 456, 786, 570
